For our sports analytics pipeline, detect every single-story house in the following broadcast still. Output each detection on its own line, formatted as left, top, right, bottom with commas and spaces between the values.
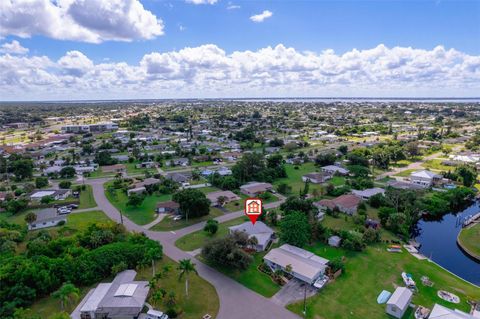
428, 303, 475, 319
206, 190, 241, 206
240, 182, 273, 196
351, 187, 385, 200
28, 208, 66, 230
302, 172, 332, 184
44, 166, 63, 174
30, 189, 71, 201
410, 170, 443, 187
136, 161, 157, 169
169, 158, 189, 166
134, 177, 161, 188
217, 167, 232, 176
74, 166, 96, 174
102, 164, 126, 174
229, 221, 274, 251
321, 165, 349, 176
156, 201, 180, 214
263, 244, 329, 285
166, 172, 189, 184
71, 270, 149, 319
112, 154, 129, 162
328, 235, 342, 247
385, 287, 413, 319
315, 194, 362, 215
127, 187, 146, 196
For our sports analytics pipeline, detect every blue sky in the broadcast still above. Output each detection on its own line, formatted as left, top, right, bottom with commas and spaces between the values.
14, 0, 480, 63
0, 0, 479, 100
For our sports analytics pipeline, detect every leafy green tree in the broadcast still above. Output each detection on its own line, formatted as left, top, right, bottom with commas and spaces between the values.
178, 259, 198, 298
58, 181, 71, 189
455, 165, 477, 187
279, 211, 311, 247
59, 166, 76, 179
277, 183, 292, 195
51, 283, 80, 311
10, 159, 34, 180
126, 193, 144, 207
172, 189, 211, 220
40, 195, 54, 204
35, 177, 49, 188
314, 152, 336, 166
202, 235, 253, 270
24, 212, 37, 224
204, 219, 219, 235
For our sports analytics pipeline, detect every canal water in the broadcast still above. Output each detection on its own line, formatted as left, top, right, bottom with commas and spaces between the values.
414, 201, 480, 286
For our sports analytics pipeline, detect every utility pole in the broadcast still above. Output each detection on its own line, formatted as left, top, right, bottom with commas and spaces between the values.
303, 283, 307, 317
120, 209, 124, 225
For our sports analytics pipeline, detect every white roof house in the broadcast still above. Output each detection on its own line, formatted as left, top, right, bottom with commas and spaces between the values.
385, 287, 413, 319
428, 303, 475, 319
321, 165, 349, 175
263, 244, 329, 284
229, 221, 274, 251
351, 187, 385, 200
410, 170, 442, 187
72, 270, 149, 319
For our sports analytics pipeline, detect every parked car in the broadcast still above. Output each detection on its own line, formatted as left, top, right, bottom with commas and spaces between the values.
68, 204, 79, 209
173, 215, 182, 221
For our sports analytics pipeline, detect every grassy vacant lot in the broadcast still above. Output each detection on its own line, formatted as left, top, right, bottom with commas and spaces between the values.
125, 162, 155, 176
104, 181, 172, 225
458, 223, 480, 260
77, 185, 97, 209
201, 250, 281, 298
175, 216, 250, 251
151, 207, 224, 231
394, 168, 418, 177
421, 158, 451, 172
322, 214, 397, 241
288, 243, 480, 319
273, 163, 329, 195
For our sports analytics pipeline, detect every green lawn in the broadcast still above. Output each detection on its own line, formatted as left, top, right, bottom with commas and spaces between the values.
104, 181, 171, 225
30, 255, 219, 319
175, 216, 250, 251
197, 186, 221, 194
458, 223, 480, 259
125, 162, 155, 175
329, 176, 346, 186
394, 168, 418, 177
288, 243, 480, 319
201, 251, 281, 298
87, 169, 116, 179
421, 159, 452, 172
151, 207, 224, 231
77, 185, 97, 209
273, 163, 326, 195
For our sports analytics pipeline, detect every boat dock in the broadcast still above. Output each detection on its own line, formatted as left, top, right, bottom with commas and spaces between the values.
462, 212, 480, 228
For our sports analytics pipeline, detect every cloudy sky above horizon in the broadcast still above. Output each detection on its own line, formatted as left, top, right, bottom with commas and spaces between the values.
1, 0, 479, 101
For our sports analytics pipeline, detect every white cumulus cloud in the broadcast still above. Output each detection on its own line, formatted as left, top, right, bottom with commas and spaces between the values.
1, 44, 479, 100
250, 10, 273, 23
0, 40, 29, 55
185, 0, 218, 4
0, 0, 164, 43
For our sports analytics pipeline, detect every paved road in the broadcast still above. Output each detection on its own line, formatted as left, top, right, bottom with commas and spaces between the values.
87, 178, 299, 319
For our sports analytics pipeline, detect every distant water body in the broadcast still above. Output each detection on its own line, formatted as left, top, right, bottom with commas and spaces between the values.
415, 201, 480, 286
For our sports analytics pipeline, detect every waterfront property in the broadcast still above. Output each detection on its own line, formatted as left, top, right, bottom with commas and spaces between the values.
263, 244, 329, 285
385, 287, 413, 319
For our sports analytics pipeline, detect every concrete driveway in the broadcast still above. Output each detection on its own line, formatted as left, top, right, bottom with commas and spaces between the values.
87, 178, 299, 319
271, 278, 318, 307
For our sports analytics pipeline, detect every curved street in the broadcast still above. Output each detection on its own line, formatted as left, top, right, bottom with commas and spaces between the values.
87, 178, 300, 319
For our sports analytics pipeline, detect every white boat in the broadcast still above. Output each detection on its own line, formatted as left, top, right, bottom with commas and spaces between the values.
402, 272, 416, 287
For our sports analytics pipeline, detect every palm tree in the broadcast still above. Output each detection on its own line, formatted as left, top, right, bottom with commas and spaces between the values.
178, 258, 198, 298
24, 212, 37, 224
146, 245, 163, 277
165, 291, 177, 309
51, 282, 80, 311
247, 236, 258, 250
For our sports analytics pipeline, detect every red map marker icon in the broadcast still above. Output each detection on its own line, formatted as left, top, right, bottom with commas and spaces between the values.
245, 198, 263, 225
